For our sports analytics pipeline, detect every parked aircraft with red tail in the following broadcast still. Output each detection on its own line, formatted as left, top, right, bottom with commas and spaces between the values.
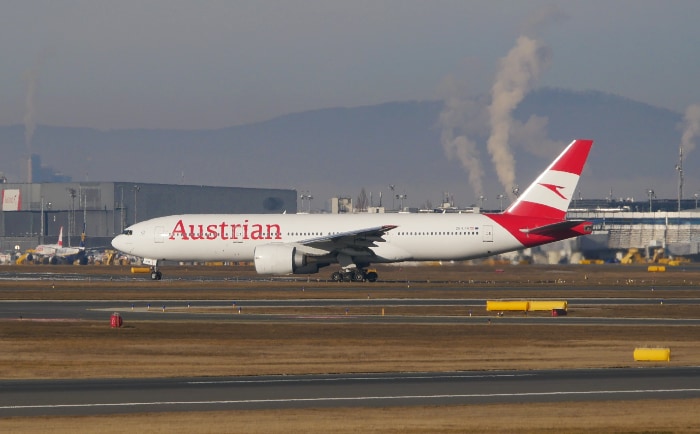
29, 226, 87, 265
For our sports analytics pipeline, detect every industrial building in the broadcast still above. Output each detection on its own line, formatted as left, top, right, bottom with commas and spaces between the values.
534, 203, 700, 264
0, 182, 296, 254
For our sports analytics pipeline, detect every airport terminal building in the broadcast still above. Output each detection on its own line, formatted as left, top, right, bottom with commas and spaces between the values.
0, 182, 297, 254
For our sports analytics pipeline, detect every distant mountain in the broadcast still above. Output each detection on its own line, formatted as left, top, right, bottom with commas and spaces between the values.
0, 88, 691, 209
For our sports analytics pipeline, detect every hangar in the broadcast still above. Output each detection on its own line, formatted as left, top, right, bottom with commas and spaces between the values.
0, 182, 296, 254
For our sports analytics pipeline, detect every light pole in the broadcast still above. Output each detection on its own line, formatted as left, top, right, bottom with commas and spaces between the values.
478, 195, 486, 210
647, 189, 655, 212
389, 185, 395, 211
695, 193, 699, 209
496, 194, 505, 211
119, 186, 125, 232
677, 145, 684, 212
40, 196, 45, 242
395, 194, 407, 211
45, 201, 52, 242
81, 189, 87, 242
299, 192, 313, 213
133, 185, 140, 224
68, 188, 77, 247
512, 185, 520, 197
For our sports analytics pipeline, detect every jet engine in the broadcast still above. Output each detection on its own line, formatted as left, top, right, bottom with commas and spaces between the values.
254, 244, 319, 275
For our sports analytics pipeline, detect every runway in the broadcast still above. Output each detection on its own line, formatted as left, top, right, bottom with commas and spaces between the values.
3, 298, 700, 325
2, 367, 700, 416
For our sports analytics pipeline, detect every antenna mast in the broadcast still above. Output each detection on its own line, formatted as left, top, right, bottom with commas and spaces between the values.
677, 144, 684, 212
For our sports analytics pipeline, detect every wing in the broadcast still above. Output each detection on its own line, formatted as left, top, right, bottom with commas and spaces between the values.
293, 224, 397, 257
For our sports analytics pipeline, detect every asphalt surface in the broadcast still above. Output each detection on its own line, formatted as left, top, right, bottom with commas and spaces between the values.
3, 297, 700, 325
2, 367, 700, 416
2, 270, 700, 417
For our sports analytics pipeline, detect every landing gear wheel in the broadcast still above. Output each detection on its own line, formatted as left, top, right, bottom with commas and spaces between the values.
365, 271, 378, 282
331, 271, 343, 282
151, 270, 162, 280
352, 270, 364, 282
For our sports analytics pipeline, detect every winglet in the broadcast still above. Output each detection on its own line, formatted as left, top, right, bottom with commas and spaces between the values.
503, 139, 593, 220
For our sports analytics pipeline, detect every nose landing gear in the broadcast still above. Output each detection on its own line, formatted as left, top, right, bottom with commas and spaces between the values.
142, 258, 162, 281
150, 267, 162, 280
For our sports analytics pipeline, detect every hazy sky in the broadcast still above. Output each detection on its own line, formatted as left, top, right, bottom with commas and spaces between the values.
1, 0, 699, 130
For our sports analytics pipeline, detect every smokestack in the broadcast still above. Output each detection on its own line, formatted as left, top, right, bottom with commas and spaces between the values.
23, 67, 39, 183
23, 69, 38, 155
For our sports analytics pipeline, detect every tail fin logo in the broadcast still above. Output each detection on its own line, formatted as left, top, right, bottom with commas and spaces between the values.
503, 139, 593, 220
539, 183, 567, 200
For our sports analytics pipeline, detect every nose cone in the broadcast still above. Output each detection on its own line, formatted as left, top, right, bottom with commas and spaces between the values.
111, 234, 130, 253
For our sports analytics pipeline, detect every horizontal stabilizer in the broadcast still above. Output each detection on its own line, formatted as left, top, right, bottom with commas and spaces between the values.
519, 220, 592, 236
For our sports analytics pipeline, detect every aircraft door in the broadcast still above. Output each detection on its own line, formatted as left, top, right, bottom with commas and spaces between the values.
154, 226, 165, 243
482, 225, 493, 242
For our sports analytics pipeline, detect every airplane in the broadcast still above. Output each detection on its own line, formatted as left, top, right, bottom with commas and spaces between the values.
111, 139, 594, 281
27, 226, 88, 265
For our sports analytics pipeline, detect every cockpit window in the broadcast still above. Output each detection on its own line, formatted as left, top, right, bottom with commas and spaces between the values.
122, 229, 133, 236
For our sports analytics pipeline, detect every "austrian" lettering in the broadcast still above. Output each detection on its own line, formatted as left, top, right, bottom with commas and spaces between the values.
168, 219, 282, 241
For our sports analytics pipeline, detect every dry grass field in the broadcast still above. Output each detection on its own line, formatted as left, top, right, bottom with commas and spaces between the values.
2, 263, 700, 432
2, 321, 700, 379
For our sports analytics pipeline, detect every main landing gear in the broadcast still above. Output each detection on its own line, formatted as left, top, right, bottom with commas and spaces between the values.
330, 268, 379, 283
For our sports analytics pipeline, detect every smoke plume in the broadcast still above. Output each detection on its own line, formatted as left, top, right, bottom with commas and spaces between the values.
443, 134, 484, 198
486, 35, 551, 198
681, 104, 700, 155
511, 115, 564, 159
438, 77, 486, 198
438, 6, 563, 202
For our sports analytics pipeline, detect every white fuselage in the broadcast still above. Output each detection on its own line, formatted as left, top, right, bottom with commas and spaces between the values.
34, 244, 82, 258
112, 213, 523, 264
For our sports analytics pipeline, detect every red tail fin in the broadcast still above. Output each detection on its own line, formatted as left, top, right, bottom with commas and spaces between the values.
504, 139, 593, 220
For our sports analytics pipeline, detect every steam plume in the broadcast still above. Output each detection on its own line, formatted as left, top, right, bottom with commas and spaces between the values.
443, 134, 484, 198
439, 5, 563, 201
438, 78, 485, 198
681, 104, 700, 155
486, 35, 550, 198
512, 115, 564, 159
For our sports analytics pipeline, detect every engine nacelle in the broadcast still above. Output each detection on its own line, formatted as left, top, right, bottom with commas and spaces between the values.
254, 244, 319, 275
